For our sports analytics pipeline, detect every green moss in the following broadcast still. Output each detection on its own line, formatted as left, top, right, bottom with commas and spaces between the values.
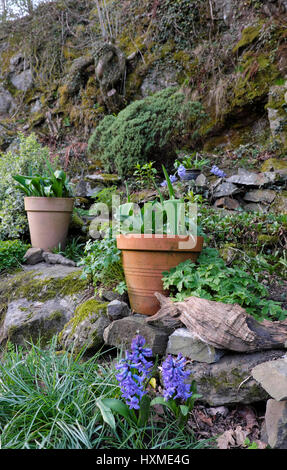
231, 52, 280, 109
261, 158, 287, 171
0, 270, 90, 311
59, 298, 107, 343
232, 23, 263, 54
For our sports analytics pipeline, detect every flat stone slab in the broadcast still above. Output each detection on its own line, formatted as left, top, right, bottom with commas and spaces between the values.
251, 356, 287, 401
213, 182, 240, 198
265, 399, 287, 449
244, 189, 276, 204
103, 314, 169, 355
22, 263, 82, 279
167, 328, 224, 364
226, 168, 276, 186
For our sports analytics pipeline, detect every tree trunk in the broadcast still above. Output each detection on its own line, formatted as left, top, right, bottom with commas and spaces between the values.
146, 293, 287, 353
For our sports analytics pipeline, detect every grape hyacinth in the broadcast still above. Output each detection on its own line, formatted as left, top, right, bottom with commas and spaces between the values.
115, 335, 153, 409
210, 165, 227, 178
160, 174, 177, 187
177, 164, 187, 180
161, 353, 192, 402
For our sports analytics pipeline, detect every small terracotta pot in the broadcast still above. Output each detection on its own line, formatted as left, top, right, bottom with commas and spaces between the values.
24, 197, 74, 251
117, 234, 204, 316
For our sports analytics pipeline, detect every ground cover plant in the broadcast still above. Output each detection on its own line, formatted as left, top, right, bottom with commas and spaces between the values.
0, 338, 211, 450
0, 239, 30, 273
162, 247, 287, 322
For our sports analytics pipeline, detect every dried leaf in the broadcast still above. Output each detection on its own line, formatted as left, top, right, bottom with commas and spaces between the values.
216, 429, 236, 449
239, 406, 258, 430
234, 426, 249, 446
197, 410, 213, 427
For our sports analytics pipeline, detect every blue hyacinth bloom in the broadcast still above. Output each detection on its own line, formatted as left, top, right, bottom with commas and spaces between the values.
115, 335, 153, 409
210, 165, 226, 178
161, 354, 192, 402
177, 164, 187, 180
160, 174, 177, 187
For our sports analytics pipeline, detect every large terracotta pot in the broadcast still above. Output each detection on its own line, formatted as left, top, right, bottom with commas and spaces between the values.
24, 197, 74, 251
117, 234, 204, 316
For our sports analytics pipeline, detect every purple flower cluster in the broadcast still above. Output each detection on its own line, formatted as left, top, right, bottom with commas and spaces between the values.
161, 354, 192, 401
160, 174, 178, 187
210, 165, 226, 178
177, 164, 187, 180
115, 335, 153, 409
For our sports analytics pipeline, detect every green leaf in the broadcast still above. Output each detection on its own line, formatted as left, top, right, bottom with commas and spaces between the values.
137, 394, 151, 427
101, 398, 132, 422
96, 399, 116, 431
162, 165, 175, 199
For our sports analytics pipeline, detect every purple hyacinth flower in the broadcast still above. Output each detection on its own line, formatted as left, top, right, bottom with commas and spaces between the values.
161, 353, 192, 402
210, 165, 226, 178
177, 164, 187, 180
115, 335, 153, 409
160, 174, 177, 187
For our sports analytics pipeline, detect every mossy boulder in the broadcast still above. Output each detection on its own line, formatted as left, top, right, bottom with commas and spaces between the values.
59, 298, 110, 353
0, 263, 90, 347
186, 350, 286, 406
271, 191, 287, 214
267, 83, 287, 149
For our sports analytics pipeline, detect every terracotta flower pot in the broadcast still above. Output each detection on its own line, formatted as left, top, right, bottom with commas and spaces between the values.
24, 197, 74, 251
117, 234, 204, 316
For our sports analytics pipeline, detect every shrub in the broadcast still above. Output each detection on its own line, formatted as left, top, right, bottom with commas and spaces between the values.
0, 133, 53, 240
88, 87, 205, 177
0, 240, 30, 272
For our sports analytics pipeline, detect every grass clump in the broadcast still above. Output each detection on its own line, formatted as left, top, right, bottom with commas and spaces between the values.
0, 339, 209, 449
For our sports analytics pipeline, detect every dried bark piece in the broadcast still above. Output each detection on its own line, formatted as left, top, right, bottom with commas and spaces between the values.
146, 293, 287, 353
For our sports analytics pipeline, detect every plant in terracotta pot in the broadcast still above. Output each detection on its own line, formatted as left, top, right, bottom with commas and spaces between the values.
115, 166, 204, 316
174, 152, 210, 181
13, 164, 74, 251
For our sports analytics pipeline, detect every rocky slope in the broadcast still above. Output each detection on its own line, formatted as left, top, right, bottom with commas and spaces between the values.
0, 0, 287, 166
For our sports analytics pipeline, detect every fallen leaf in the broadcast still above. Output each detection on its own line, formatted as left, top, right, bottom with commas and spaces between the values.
234, 426, 250, 446
197, 410, 213, 427
238, 406, 258, 430
216, 429, 236, 449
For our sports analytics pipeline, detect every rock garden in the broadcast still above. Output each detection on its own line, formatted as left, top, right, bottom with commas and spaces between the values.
0, 0, 287, 452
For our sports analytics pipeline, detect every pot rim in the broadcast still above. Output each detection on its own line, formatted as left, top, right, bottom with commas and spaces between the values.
116, 233, 204, 252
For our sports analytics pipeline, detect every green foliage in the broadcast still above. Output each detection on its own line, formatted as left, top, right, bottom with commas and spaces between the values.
0, 133, 53, 240
115, 165, 201, 236
162, 248, 287, 322
199, 208, 287, 277
52, 237, 85, 263
92, 185, 118, 212
133, 161, 158, 189
174, 151, 210, 170
13, 167, 73, 198
78, 231, 125, 288
0, 239, 30, 272
156, 0, 201, 48
88, 88, 205, 177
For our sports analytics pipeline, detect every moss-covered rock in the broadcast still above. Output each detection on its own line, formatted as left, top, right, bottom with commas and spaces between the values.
0, 264, 90, 347
186, 349, 286, 406
59, 298, 110, 353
